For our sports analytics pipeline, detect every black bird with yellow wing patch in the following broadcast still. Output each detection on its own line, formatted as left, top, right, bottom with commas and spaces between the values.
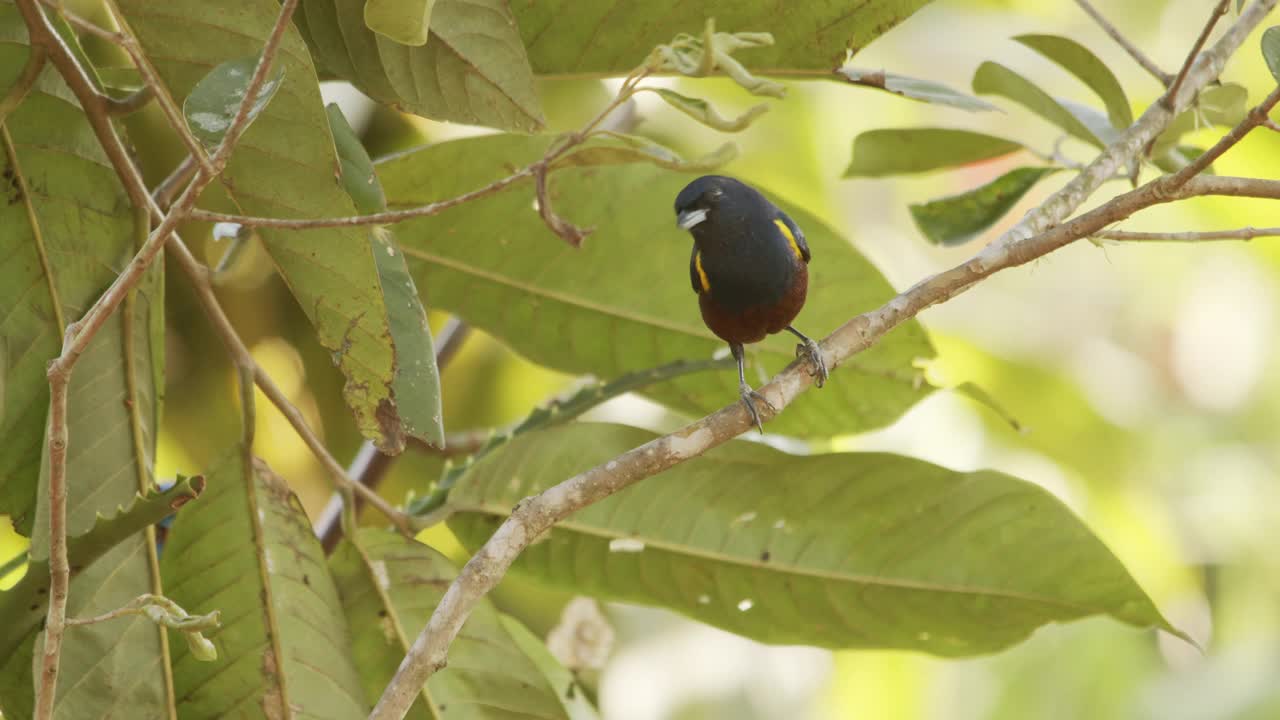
675, 175, 828, 432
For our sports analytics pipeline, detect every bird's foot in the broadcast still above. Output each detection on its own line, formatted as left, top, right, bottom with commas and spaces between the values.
795, 338, 829, 388
739, 382, 773, 434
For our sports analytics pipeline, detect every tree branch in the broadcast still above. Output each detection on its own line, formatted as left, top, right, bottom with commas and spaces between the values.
369, 2, 1280, 713
1072, 0, 1173, 85
17, 1, 299, 714
1164, 0, 1231, 110
1094, 226, 1280, 242
315, 318, 472, 551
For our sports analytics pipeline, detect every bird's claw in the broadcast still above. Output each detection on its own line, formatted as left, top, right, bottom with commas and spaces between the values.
739, 383, 773, 434
795, 339, 828, 388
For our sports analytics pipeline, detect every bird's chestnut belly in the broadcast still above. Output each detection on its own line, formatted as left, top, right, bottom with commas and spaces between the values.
698, 262, 809, 344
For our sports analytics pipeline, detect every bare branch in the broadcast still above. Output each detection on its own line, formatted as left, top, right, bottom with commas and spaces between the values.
46, 0, 214, 175
1094, 226, 1280, 242
16, 2, 299, 713
1073, 0, 1173, 85
316, 319, 471, 551
976, 0, 1275, 264
152, 155, 197, 210
1164, 0, 1231, 110
369, 3, 1280, 713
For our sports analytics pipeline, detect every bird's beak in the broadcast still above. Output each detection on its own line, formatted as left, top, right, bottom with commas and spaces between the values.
676, 208, 708, 230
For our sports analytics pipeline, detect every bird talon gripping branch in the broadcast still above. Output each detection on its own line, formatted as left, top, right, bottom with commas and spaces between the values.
675, 175, 828, 430
738, 385, 771, 434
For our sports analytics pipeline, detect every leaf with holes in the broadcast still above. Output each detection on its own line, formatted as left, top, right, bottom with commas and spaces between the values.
1014, 35, 1133, 129
297, 0, 542, 131
378, 133, 937, 438
160, 452, 368, 719
448, 423, 1183, 655
330, 530, 569, 719
116, 0, 417, 452
973, 61, 1105, 148
910, 167, 1060, 246
182, 54, 285, 148
836, 67, 1000, 112
846, 128, 1023, 177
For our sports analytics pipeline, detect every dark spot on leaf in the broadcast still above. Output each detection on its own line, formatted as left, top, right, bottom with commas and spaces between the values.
30, 604, 39, 611
302, 574, 310, 586
374, 396, 406, 454
760, 550, 771, 562
377, 609, 387, 618
439, 704, 446, 712
565, 682, 576, 699
36, 587, 46, 595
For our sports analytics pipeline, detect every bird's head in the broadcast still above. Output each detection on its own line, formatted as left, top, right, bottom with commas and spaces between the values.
673, 175, 739, 232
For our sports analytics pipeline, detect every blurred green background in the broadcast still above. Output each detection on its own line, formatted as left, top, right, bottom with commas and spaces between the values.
5, 0, 1280, 717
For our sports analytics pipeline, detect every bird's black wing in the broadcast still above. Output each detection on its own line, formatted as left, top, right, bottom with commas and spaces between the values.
777, 210, 810, 263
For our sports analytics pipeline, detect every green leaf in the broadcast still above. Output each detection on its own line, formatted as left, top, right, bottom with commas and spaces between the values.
1014, 35, 1133, 129
651, 88, 769, 132
1265, 26, 1280, 81
515, 1, 935, 75
0, 477, 204, 655
910, 167, 1060, 246
500, 615, 602, 720
160, 451, 368, 719
973, 61, 1105, 147
371, 227, 445, 447
378, 134, 936, 438
0, 9, 172, 716
326, 103, 386, 214
0, 477, 204, 714
329, 530, 570, 719
182, 54, 285, 148
364, 0, 435, 46
836, 67, 1001, 112
117, 0, 410, 451
448, 423, 1182, 655
297, 0, 543, 131
845, 128, 1023, 177
552, 132, 738, 173
409, 357, 735, 519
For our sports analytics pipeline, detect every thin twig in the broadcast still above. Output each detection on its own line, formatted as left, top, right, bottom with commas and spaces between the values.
17, 1, 300, 714
0, 43, 46, 123
1262, 118, 1280, 132
1072, 0, 1173, 85
44, 0, 214, 175
34, 330, 70, 720
316, 318, 472, 551
369, 3, 1280, 714
188, 69, 655, 235
1164, 0, 1231, 110
152, 155, 197, 210
163, 236, 414, 536
1168, 84, 1280, 184
104, 86, 153, 115
1094, 226, 1280, 242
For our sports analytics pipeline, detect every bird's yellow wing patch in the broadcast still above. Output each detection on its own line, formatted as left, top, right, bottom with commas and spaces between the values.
694, 251, 711, 292
774, 218, 804, 261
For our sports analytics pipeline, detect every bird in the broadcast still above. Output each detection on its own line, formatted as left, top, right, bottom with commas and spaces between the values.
674, 175, 829, 433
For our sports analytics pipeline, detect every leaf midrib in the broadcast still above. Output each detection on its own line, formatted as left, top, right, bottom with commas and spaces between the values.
451, 503, 1100, 615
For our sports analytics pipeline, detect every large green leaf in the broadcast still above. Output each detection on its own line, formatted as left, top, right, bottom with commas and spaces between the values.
1014, 35, 1133, 129
1264, 26, 1280, 81
0, 478, 202, 717
448, 423, 1181, 655
972, 61, 1105, 148
329, 529, 569, 719
378, 134, 936, 437
846, 128, 1023, 177
160, 452, 367, 719
0, 5, 171, 716
910, 167, 1060, 246
114, 0, 421, 451
297, 0, 543, 131
514, 1, 936, 75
